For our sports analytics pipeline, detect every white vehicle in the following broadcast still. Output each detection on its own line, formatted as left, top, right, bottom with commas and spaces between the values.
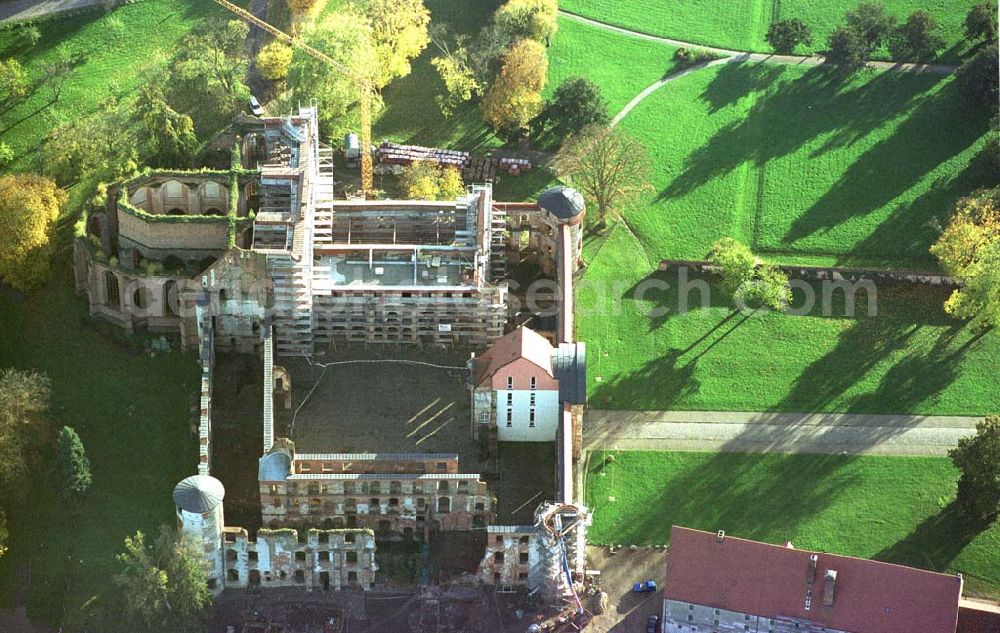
248, 95, 264, 117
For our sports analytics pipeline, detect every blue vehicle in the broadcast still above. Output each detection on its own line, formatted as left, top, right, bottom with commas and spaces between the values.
632, 580, 657, 593
647, 614, 661, 633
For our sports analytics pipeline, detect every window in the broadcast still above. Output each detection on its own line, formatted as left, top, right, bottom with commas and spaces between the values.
529, 393, 536, 407
530, 376, 536, 390
322, 462, 333, 473
479, 411, 489, 424
506, 392, 513, 406
299, 462, 312, 473
248, 551, 258, 562
506, 376, 513, 389
494, 552, 504, 563
529, 409, 535, 427
345, 533, 356, 543
346, 552, 358, 563
519, 552, 529, 564
295, 551, 306, 562
436, 462, 447, 471
506, 409, 512, 427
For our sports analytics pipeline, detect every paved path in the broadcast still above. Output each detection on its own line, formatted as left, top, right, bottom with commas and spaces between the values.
583, 410, 981, 456
0, 0, 102, 23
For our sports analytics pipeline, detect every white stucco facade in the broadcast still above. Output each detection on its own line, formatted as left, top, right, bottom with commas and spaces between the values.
495, 388, 560, 441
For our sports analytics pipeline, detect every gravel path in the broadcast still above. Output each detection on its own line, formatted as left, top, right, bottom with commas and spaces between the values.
0, 0, 103, 23
583, 410, 981, 456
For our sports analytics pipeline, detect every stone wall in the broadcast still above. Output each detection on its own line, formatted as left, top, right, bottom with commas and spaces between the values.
259, 474, 493, 536
117, 209, 229, 261
657, 259, 959, 287
221, 527, 377, 591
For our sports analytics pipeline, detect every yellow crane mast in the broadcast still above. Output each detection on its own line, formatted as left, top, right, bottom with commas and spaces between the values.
212, 0, 374, 194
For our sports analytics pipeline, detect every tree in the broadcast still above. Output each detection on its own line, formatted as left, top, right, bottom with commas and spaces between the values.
0, 142, 13, 169
42, 48, 74, 104
554, 124, 652, 226
288, 7, 378, 134
965, 2, 998, 44
17, 25, 41, 48
135, 86, 198, 168
929, 188, 999, 328
0, 175, 66, 291
765, 18, 814, 54
709, 237, 757, 296
482, 38, 548, 135
287, 0, 319, 20
709, 237, 790, 310
368, 0, 431, 87
57, 426, 92, 502
0, 58, 28, 113
399, 161, 465, 200
165, 19, 250, 135
113, 528, 212, 633
844, 2, 895, 52
826, 25, 869, 73
0, 370, 51, 507
889, 10, 945, 60
494, 0, 559, 44
256, 42, 293, 81
956, 42, 1000, 108
949, 416, 1000, 521
42, 97, 138, 185
535, 77, 609, 140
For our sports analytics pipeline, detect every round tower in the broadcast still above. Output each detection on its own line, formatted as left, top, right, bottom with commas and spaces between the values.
173, 474, 226, 594
537, 186, 586, 273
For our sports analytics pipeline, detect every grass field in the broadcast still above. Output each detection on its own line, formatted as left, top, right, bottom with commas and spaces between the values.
577, 226, 1000, 414
560, 0, 987, 61
616, 63, 994, 269
0, 271, 200, 626
584, 450, 1000, 598
0, 0, 227, 174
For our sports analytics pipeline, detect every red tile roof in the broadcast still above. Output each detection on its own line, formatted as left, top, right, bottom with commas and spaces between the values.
663, 526, 963, 633
474, 326, 554, 386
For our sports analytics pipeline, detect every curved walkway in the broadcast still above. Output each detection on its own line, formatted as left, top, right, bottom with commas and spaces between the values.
583, 410, 981, 456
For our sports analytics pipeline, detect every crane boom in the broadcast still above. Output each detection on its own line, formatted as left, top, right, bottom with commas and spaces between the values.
212, 0, 374, 194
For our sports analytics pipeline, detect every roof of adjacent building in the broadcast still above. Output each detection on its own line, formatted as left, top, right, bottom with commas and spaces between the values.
258, 451, 292, 481
663, 526, 963, 633
552, 342, 586, 404
538, 186, 585, 220
958, 600, 1000, 633
173, 475, 225, 513
474, 326, 554, 386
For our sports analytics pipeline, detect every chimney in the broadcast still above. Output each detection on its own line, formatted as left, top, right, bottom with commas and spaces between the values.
823, 569, 837, 607
716, 530, 725, 543
806, 554, 818, 585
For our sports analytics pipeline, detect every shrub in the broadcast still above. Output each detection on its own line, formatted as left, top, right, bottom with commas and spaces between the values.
674, 47, 723, 68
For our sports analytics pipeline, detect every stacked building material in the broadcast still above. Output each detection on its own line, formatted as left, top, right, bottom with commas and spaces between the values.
375, 141, 469, 168
498, 157, 532, 176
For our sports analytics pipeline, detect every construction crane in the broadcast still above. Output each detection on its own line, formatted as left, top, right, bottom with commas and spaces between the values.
212, 0, 375, 194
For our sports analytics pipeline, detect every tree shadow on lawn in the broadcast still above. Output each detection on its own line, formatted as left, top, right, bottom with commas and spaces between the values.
777, 284, 976, 416
839, 148, 999, 268
659, 64, 940, 203
874, 500, 990, 575
785, 78, 990, 245
590, 450, 863, 549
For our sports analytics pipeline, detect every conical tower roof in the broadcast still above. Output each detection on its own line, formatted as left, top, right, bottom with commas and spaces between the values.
173, 475, 225, 513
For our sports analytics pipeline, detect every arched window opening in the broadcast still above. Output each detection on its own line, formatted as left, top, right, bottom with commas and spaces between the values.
104, 271, 120, 309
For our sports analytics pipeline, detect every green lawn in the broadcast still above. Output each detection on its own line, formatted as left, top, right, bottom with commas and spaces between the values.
0, 270, 200, 626
578, 226, 1000, 414
560, 0, 988, 61
617, 63, 994, 269
0, 0, 227, 174
585, 450, 1000, 598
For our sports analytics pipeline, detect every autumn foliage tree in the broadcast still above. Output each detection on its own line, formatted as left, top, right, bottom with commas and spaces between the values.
553, 124, 652, 227
256, 42, 294, 81
930, 188, 1000, 329
495, 0, 558, 43
287, 0, 319, 20
399, 161, 465, 201
0, 174, 67, 291
482, 38, 548, 136
369, 0, 431, 87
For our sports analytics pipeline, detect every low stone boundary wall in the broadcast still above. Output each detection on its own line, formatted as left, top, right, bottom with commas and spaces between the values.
657, 259, 959, 287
